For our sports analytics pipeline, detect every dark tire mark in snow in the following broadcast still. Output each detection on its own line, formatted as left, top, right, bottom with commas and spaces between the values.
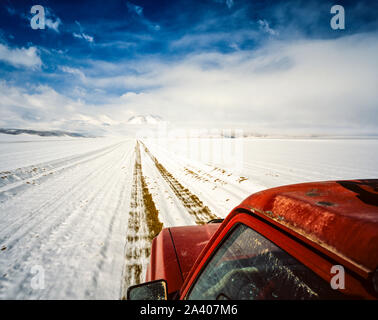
121, 141, 163, 298
141, 142, 218, 225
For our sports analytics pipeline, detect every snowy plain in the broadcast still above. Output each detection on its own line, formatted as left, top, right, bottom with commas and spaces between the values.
0, 133, 377, 299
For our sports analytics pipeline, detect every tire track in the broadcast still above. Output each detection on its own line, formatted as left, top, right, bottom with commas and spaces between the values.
0, 141, 124, 202
141, 141, 218, 225
0, 140, 135, 299
0, 142, 127, 242
121, 141, 163, 298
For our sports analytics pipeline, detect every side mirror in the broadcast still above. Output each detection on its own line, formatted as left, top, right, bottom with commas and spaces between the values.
127, 279, 168, 300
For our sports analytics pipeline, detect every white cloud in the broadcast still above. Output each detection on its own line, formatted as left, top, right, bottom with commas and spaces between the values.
2, 33, 378, 136
0, 43, 42, 68
126, 2, 160, 31
85, 32, 378, 134
73, 21, 94, 43
43, 8, 62, 33
258, 19, 278, 36
73, 32, 94, 43
82, 33, 94, 42
127, 2, 144, 16
60, 66, 86, 81
45, 17, 62, 33
170, 29, 260, 50
214, 0, 234, 9
0, 81, 129, 135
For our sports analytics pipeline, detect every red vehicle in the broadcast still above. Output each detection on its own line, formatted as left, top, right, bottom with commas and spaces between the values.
127, 180, 378, 300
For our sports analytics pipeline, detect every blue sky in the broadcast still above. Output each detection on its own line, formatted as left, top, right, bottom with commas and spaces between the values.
0, 0, 377, 135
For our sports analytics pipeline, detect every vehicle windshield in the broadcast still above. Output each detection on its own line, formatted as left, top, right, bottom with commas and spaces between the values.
187, 223, 343, 300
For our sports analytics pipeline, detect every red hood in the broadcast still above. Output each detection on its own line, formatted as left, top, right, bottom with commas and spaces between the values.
145, 223, 220, 294
236, 179, 378, 274
169, 224, 220, 281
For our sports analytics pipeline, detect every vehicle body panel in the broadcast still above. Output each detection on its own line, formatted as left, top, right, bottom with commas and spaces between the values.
144, 180, 378, 299
145, 224, 219, 295
145, 228, 183, 295
169, 224, 220, 281
180, 213, 376, 299
238, 180, 378, 273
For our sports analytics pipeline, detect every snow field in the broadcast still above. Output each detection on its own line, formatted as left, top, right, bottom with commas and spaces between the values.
0, 135, 377, 299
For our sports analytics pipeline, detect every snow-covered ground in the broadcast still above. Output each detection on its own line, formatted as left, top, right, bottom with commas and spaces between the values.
142, 137, 378, 218
0, 136, 134, 299
0, 135, 377, 299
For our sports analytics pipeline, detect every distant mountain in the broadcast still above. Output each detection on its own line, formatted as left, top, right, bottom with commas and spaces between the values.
127, 114, 164, 125
0, 128, 87, 137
